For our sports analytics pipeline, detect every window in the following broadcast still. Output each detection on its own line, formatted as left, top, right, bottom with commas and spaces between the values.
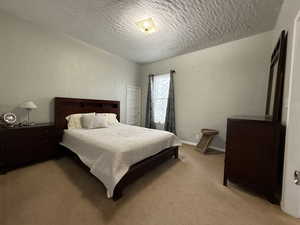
152, 73, 170, 126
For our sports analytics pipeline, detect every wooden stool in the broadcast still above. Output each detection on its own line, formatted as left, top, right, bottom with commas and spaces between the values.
196, 129, 219, 154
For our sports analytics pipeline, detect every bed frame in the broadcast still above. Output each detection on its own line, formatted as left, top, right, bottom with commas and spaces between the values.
54, 97, 178, 200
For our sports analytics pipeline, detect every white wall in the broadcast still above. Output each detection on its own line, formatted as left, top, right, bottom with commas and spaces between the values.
140, 31, 273, 149
273, 0, 300, 124
0, 11, 140, 123
273, 0, 300, 218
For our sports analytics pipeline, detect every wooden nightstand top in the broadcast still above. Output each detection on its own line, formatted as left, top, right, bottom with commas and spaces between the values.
0, 123, 55, 131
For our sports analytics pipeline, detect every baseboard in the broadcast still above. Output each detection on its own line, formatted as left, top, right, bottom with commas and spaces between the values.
181, 140, 197, 146
209, 146, 225, 152
181, 140, 225, 152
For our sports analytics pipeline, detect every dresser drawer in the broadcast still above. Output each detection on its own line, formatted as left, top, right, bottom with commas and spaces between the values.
3, 138, 36, 167
224, 118, 285, 204
0, 142, 5, 171
4, 126, 57, 138
0, 124, 61, 171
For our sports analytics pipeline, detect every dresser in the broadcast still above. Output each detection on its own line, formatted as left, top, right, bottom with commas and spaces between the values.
0, 123, 61, 173
223, 116, 285, 204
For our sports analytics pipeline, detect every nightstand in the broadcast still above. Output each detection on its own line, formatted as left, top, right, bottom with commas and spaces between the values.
0, 123, 61, 173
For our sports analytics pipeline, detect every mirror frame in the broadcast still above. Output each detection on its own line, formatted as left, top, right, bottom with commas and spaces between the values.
265, 30, 288, 122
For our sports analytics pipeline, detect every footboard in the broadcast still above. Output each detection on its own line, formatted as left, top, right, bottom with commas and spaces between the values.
113, 146, 179, 200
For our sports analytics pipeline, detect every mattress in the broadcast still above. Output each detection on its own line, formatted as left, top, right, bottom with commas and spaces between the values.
60, 124, 181, 197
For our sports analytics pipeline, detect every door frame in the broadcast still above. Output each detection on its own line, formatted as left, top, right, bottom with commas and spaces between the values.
126, 85, 141, 126
286, 11, 300, 123
281, 9, 300, 218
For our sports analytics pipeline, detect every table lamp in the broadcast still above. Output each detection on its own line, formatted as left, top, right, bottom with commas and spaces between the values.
19, 101, 37, 126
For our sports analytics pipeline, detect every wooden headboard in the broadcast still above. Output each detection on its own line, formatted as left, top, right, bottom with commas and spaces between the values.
54, 97, 120, 130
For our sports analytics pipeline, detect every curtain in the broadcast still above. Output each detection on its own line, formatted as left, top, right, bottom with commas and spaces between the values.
164, 70, 176, 134
145, 74, 156, 129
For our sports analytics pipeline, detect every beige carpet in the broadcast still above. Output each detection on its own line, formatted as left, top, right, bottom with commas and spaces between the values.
0, 144, 298, 225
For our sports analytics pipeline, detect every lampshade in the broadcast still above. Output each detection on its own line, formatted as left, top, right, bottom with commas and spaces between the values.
19, 101, 37, 110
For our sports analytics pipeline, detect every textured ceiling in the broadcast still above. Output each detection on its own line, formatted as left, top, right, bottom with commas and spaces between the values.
0, 0, 283, 63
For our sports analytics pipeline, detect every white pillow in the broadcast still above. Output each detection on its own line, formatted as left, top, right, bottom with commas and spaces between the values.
66, 112, 95, 129
93, 114, 108, 128
97, 113, 119, 126
81, 114, 96, 129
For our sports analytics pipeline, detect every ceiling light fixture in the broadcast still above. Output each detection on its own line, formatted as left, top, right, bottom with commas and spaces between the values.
136, 18, 157, 34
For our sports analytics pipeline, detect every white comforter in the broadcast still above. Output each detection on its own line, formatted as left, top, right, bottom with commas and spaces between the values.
61, 124, 181, 197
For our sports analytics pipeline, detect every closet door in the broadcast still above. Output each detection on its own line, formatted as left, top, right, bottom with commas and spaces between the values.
126, 86, 141, 126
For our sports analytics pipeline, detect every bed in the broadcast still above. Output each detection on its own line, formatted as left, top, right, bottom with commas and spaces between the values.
54, 97, 181, 200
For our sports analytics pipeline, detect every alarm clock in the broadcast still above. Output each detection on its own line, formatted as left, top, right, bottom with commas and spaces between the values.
1, 112, 17, 127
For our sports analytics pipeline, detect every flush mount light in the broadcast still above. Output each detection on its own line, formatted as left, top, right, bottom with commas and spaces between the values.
136, 18, 157, 34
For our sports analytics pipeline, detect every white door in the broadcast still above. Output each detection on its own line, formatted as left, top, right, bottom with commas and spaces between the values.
281, 12, 300, 218
126, 86, 141, 126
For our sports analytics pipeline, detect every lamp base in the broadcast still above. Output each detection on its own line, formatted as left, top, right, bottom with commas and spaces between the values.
25, 109, 35, 126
